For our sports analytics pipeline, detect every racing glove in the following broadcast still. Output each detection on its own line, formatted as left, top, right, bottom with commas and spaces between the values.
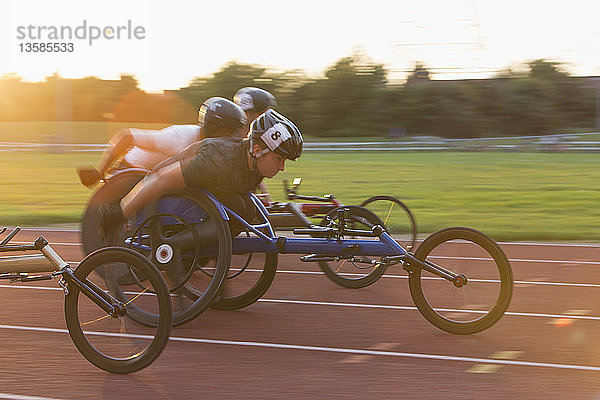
77, 167, 102, 187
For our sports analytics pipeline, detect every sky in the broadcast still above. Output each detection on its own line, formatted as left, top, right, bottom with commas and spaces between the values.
1, 0, 599, 92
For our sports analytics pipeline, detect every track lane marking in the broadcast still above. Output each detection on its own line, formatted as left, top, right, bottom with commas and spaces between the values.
11, 242, 81, 247
341, 342, 398, 363
16, 231, 600, 248
5, 262, 600, 290
7, 265, 600, 289
4, 285, 600, 321
0, 394, 64, 400
1, 323, 600, 372
466, 351, 524, 373
257, 299, 600, 321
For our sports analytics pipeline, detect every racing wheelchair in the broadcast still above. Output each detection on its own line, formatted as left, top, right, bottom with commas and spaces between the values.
0, 226, 172, 373
82, 173, 514, 334
83, 171, 417, 290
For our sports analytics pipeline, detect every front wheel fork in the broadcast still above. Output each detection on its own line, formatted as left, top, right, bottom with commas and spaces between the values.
61, 267, 127, 318
402, 255, 468, 288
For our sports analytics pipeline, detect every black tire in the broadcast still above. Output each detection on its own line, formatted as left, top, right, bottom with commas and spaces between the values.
318, 206, 389, 289
81, 170, 146, 255
64, 247, 172, 374
408, 227, 513, 335
127, 189, 232, 326
360, 195, 417, 252
210, 252, 278, 310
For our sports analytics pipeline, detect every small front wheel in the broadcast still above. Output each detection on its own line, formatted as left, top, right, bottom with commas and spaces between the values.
360, 195, 417, 252
408, 227, 513, 334
318, 206, 389, 289
64, 247, 172, 374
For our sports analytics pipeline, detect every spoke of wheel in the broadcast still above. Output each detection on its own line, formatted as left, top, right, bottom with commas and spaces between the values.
384, 202, 394, 226
335, 259, 347, 273
81, 286, 150, 326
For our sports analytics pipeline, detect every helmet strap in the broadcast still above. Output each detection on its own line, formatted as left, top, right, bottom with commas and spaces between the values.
249, 144, 271, 177
255, 147, 270, 158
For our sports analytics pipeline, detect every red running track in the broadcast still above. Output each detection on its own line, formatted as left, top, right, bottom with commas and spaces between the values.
1, 228, 600, 400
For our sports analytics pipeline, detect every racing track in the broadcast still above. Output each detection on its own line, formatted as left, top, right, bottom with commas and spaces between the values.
1, 228, 600, 399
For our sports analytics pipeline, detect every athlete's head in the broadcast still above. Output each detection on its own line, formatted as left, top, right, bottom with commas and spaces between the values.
198, 97, 247, 138
248, 109, 303, 178
233, 87, 277, 133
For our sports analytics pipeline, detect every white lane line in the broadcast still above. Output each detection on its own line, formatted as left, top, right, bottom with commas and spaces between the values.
11, 262, 600, 286
257, 299, 600, 321
425, 255, 600, 265
61, 253, 600, 266
1, 323, 600, 372
272, 270, 600, 288
11, 242, 81, 247
499, 241, 600, 248
17, 231, 600, 248
5, 285, 600, 321
0, 393, 64, 400
6, 273, 600, 291
14, 228, 79, 233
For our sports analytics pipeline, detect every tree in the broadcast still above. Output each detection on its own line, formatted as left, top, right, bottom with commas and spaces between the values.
527, 59, 569, 81
406, 62, 431, 85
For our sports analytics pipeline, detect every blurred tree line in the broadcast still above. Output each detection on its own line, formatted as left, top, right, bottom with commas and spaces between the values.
0, 57, 597, 138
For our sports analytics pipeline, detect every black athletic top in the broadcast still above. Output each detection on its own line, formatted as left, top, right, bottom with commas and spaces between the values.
178, 137, 263, 194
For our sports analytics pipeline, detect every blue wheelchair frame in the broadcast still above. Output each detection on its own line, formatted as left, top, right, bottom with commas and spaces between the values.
200, 189, 401, 254
183, 189, 465, 285
122, 186, 467, 287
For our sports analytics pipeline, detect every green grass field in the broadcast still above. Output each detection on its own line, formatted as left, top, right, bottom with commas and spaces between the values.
0, 121, 332, 144
0, 150, 598, 241
0, 121, 168, 143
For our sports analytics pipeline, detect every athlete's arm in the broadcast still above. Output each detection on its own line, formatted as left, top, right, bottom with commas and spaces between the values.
77, 128, 137, 187
97, 126, 182, 174
120, 161, 186, 218
94, 128, 135, 176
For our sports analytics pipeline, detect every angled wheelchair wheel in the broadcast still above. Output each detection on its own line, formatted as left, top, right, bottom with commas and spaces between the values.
360, 195, 417, 252
210, 248, 278, 311
64, 247, 172, 374
408, 227, 513, 334
318, 206, 389, 289
81, 169, 146, 255
126, 189, 231, 326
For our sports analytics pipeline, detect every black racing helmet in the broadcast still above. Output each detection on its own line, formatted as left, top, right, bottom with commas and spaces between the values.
198, 97, 247, 137
249, 109, 303, 161
233, 87, 277, 114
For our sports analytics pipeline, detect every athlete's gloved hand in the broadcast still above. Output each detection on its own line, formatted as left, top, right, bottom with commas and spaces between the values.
77, 167, 102, 187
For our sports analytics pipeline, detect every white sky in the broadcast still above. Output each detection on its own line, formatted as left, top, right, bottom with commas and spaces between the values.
1, 0, 599, 92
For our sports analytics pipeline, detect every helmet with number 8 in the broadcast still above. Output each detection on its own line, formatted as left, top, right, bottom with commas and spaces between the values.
249, 109, 303, 161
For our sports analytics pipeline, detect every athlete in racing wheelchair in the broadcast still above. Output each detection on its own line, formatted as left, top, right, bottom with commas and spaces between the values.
77, 87, 276, 188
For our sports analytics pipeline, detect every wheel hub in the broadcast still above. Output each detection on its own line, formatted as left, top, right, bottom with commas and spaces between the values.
453, 274, 468, 288
155, 244, 173, 264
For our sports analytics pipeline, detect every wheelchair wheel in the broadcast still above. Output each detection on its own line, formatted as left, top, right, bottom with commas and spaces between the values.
408, 227, 513, 334
126, 189, 231, 326
318, 206, 389, 289
360, 195, 417, 252
64, 247, 172, 374
210, 249, 278, 311
81, 169, 146, 255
